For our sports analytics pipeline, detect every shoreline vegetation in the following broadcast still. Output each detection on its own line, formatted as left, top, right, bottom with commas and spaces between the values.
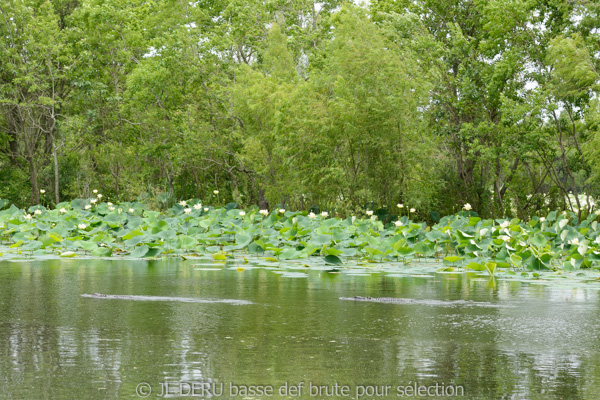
2, 196, 600, 284
2, 2, 600, 223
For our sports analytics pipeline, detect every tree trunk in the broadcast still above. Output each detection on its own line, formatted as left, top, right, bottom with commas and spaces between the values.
28, 155, 40, 205
258, 187, 269, 210
52, 136, 60, 204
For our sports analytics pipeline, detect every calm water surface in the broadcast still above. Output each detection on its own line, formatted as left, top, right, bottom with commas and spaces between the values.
0, 259, 599, 399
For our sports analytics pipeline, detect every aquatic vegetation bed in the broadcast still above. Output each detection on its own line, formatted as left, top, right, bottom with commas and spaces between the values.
1, 198, 600, 281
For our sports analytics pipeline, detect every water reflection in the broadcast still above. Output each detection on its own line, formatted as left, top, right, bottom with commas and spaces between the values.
0, 259, 598, 399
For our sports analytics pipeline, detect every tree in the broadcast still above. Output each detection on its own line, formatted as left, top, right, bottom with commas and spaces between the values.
0, 0, 71, 204
233, 8, 438, 213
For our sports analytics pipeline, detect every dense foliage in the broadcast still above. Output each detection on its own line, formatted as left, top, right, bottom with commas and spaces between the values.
1, 0, 600, 221
2, 198, 600, 279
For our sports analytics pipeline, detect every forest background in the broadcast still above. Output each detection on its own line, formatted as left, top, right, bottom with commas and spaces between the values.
1, 0, 600, 222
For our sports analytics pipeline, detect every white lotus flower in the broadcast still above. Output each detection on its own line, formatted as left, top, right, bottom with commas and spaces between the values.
109, 206, 115, 211
40, 189, 45, 194
395, 220, 403, 227
397, 204, 403, 208
351, 216, 356, 223
184, 208, 191, 214
84, 204, 91, 210
239, 211, 246, 216
193, 203, 202, 210
24, 214, 32, 220
259, 209, 269, 216
410, 208, 416, 213
179, 200, 187, 206
213, 190, 219, 195
279, 209, 285, 214
78, 223, 86, 229
539, 217, 545, 222
595, 210, 600, 216
463, 203, 472, 211
366, 210, 374, 216
97, 194, 102, 199
292, 217, 298, 224
569, 238, 579, 245
128, 208, 135, 213
59, 208, 67, 214
308, 212, 316, 219
204, 207, 209, 212
92, 189, 98, 194
34, 209, 42, 215
107, 202, 113, 206
90, 198, 97, 204
321, 211, 329, 218
500, 221, 510, 229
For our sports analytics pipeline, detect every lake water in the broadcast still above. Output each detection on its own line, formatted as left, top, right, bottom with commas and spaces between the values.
0, 258, 599, 399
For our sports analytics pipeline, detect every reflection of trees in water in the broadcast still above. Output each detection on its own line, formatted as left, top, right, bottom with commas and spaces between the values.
0, 261, 598, 399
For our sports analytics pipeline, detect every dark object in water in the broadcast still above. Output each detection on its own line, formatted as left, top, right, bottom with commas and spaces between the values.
339, 296, 503, 307
82, 293, 252, 305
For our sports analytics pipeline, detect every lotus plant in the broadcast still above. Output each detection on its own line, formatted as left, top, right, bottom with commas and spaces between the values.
3, 197, 600, 276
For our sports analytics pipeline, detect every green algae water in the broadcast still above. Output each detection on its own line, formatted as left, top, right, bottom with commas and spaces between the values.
1, 259, 599, 399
